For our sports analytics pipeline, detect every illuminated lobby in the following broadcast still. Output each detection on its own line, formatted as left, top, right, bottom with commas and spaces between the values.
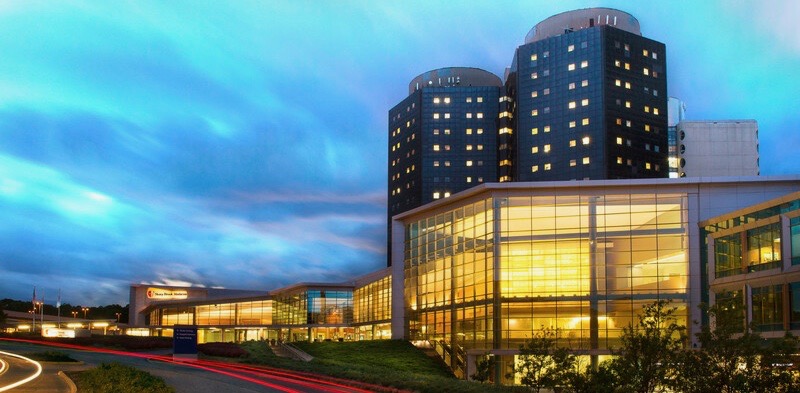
389, 176, 800, 382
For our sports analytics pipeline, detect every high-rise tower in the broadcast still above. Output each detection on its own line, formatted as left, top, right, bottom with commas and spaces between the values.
388, 67, 502, 218
501, 8, 668, 181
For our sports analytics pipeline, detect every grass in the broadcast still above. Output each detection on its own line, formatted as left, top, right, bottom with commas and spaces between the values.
27, 350, 79, 362
239, 340, 520, 393
68, 362, 174, 393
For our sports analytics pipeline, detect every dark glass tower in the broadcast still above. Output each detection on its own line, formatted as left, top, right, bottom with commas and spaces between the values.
387, 67, 502, 265
502, 8, 668, 181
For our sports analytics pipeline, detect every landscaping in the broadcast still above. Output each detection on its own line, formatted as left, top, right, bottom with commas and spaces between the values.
68, 362, 174, 393
26, 350, 79, 362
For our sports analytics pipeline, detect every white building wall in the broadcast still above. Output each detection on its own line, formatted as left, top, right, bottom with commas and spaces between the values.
677, 120, 759, 177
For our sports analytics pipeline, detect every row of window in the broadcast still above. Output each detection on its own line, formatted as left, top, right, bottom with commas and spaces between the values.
531, 137, 591, 154
531, 118, 590, 135
615, 136, 662, 152
529, 41, 589, 61
531, 79, 589, 98
432, 96, 485, 104
432, 112, 487, 119
614, 41, 659, 60
433, 159, 485, 167
615, 157, 660, 170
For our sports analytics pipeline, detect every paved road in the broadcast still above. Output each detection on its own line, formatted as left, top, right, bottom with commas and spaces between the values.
0, 340, 375, 393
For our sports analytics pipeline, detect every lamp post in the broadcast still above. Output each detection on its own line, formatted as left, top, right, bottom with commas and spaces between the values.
82, 307, 89, 319
71, 311, 78, 319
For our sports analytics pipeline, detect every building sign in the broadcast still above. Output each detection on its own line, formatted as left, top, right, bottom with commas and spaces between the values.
173, 325, 198, 360
146, 287, 188, 300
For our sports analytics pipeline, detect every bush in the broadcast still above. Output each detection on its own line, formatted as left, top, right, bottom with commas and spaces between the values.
70, 362, 174, 393
27, 350, 78, 362
198, 342, 249, 358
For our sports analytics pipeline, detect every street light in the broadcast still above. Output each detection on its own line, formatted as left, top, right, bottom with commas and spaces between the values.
115, 313, 121, 322
82, 307, 89, 319
71, 311, 78, 319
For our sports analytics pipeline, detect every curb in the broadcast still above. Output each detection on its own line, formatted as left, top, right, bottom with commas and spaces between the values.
57, 371, 78, 393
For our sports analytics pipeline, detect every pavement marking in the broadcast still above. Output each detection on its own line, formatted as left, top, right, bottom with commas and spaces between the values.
0, 350, 43, 392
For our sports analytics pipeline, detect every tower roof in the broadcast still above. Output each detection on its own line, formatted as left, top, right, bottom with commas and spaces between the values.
525, 8, 640, 44
408, 67, 502, 95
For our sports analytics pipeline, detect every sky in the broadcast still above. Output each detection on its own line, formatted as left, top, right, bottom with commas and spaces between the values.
1, 0, 799, 306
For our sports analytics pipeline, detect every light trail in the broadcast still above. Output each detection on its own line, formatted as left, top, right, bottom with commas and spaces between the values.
0, 350, 43, 392
0, 338, 382, 392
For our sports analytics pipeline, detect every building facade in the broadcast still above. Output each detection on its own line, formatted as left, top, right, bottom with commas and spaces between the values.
390, 176, 800, 383
676, 120, 760, 177
503, 8, 668, 182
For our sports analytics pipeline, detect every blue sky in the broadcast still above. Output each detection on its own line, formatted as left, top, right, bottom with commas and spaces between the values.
1, 1, 798, 306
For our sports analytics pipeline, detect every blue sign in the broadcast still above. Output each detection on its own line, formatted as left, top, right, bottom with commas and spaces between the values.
173, 325, 198, 356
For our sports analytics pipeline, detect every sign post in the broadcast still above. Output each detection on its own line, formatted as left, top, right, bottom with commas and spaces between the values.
173, 325, 198, 361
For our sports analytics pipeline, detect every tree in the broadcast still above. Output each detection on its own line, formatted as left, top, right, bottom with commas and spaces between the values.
471, 353, 494, 383
671, 296, 800, 393
509, 326, 577, 393
607, 299, 686, 393
0, 302, 6, 327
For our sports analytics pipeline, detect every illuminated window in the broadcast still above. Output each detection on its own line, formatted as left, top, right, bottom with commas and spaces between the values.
615, 59, 621, 67
569, 82, 576, 90
532, 109, 538, 116
625, 101, 631, 108
544, 163, 551, 170
443, 192, 450, 197
568, 63, 576, 71
624, 43, 630, 51
444, 161, 450, 166
617, 156, 623, 164
466, 145, 473, 151
466, 113, 473, 118
532, 146, 539, 153
624, 63, 630, 70
444, 113, 450, 119
433, 145, 440, 151
466, 97, 473, 103
646, 162, 652, 169
626, 120, 632, 127
582, 117, 589, 125
444, 97, 450, 104
433, 129, 440, 135
499, 159, 511, 166
532, 90, 538, 98
466, 160, 473, 166
643, 49, 649, 56
444, 145, 450, 151
643, 67, 650, 75
532, 165, 539, 172
444, 129, 450, 135
568, 44, 574, 52
652, 52, 658, 59
499, 127, 512, 134
616, 118, 623, 125
544, 125, 551, 132
477, 145, 483, 150
616, 137, 623, 145
570, 159, 577, 167
466, 128, 473, 135
433, 192, 440, 199
581, 60, 588, 68
477, 113, 484, 119
433, 97, 441, 104
499, 111, 511, 118
433, 161, 439, 167
581, 98, 589, 106
477, 128, 483, 134
568, 101, 577, 109
581, 79, 588, 87
615, 79, 621, 86
569, 140, 576, 147
543, 144, 551, 153
532, 127, 538, 135
433, 113, 440, 119
654, 108, 660, 115
477, 97, 483, 103
644, 106, 650, 113
582, 136, 590, 145
625, 82, 631, 89
583, 157, 590, 164
569, 121, 576, 128
466, 176, 472, 183
531, 54, 538, 61
644, 124, 651, 132
531, 72, 538, 79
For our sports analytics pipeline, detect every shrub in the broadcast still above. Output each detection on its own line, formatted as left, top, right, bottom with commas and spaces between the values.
198, 342, 249, 358
70, 362, 174, 393
27, 351, 78, 362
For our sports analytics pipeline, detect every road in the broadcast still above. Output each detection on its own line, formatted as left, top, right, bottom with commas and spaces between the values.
0, 339, 378, 393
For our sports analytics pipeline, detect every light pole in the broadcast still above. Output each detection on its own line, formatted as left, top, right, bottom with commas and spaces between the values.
71, 311, 78, 319
82, 307, 89, 319
115, 313, 121, 322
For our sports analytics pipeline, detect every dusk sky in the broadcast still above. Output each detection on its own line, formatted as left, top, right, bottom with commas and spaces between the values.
1, 1, 799, 306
